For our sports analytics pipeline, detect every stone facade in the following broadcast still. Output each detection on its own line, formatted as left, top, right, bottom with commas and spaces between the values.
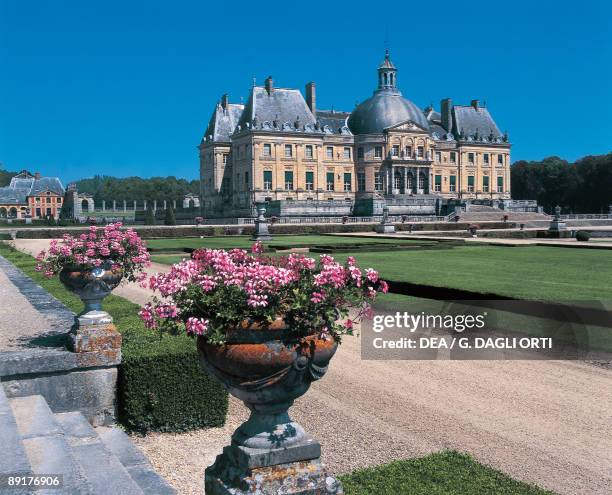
199, 51, 511, 217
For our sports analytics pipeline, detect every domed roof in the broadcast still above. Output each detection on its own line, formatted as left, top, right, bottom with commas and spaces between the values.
348, 50, 429, 135
348, 92, 429, 135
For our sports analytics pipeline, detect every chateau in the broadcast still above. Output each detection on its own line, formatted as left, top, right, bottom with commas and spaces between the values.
199, 51, 511, 217
0, 170, 65, 220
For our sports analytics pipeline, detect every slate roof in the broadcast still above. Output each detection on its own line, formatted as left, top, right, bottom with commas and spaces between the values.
452, 105, 502, 140
0, 174, 65, 205
237, 86, 316, 132
316, 110, 351, 134
203, 102, 244, 142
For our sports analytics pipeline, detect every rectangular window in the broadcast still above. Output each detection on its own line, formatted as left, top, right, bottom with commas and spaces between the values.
284, 171, 294, 190
450, 151, 456, 163
435, 151, 441, 163
374, 146, 383, 159
263, 143, 271, 157
374, 172, 383, 191
468, 152, 475, 164
483, 175, 489, 192
357, 172, 366, 191
343, 173, 352, 191
405, 145, 412, 157
419, 175, 425, 189
498, 154, 504, 165
284, 144, 293, 158
326, 172, 335, 191
245, 171, 249, 185
357, 147, 364, 159
36, 208, 41, 217
392, 145, 399, 157
484, 153, 489, 165
449, 175, 456, 192
46, 208, 52, 216
222, 154, 229, 165
263, 171, 272, 190
417, 146, 424, 158
467, 175, 475, 192
46, 197, 51, 203
326, 146, 334, 159
305, 145, 313, 159
434, 175, 442, 192
305, 171, 314, 191
343, 147, 351, 160
497, 176, 504, 192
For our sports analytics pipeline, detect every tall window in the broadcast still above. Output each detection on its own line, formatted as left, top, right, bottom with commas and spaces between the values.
484, 153, 489, 165
326, 172, 335, 191
222, 153, 229, 165
343, 173, 352, 191
497, 176, 504, 192
449, 175, 456, 192
394, 172, 402, 190
417, 146, 424, 158
357, 147, 364, 159
483, 175, 489, 192
357, 172, 366, 191
374, 172, 383, 191
467, 175, 475, 192
305, 145, 313, 159
450, 151, 456, 163
435, 151, 441, 163
468, 152, 475, 164
263, 170, 272, 190
285, 171, 294, 190
263, 143, 272, 157
284, 144, 293, 158
326, 146, 334, 159
418, 175, 425, 189
305, 171, 314, 191
497, 154, 504, 165
374, 146, 383, 159
405, 145, 412, 157
434, 175, 442, 192
245, 171, 249, 187
343, 147, 351, 160
392, 145, 400, 157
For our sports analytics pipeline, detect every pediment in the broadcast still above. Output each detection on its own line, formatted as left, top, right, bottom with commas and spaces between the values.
384, 119, 428, 133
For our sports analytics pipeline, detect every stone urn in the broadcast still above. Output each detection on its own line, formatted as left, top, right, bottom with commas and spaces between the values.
198, 318, 343, 494
59, 262, 123, 322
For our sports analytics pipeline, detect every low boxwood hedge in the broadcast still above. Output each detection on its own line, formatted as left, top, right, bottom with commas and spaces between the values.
0, 243, 228, 432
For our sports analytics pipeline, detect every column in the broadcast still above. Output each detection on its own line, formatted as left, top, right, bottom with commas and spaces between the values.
123, 200, 127, 212
173, 200, 177, 209
401, 167, 407, 194
144, 199, 147, 210
163, 200, 167, 210
102, 200, 106, 212
112, 200, 116, 211
153, 200, 157, 212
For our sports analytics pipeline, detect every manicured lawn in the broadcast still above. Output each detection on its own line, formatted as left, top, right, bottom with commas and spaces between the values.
339, 451, 554, 495
347, 245, 612, 301
145, 234, 431, 251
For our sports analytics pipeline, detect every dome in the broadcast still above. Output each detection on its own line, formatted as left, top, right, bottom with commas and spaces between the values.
347, 50, 429, 135
348, 92, 430, 135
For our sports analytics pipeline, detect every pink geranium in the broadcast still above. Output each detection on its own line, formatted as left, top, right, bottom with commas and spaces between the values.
35, 223, 150, 283
140, 245, 387, 344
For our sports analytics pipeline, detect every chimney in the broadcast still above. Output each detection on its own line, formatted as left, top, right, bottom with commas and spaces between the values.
441, 98, 453, 133
221, 94, 229, 110
471, 99, 479, 111
35, 172, 41, 180
265, 76, 274, 95
305, 81, 316, 116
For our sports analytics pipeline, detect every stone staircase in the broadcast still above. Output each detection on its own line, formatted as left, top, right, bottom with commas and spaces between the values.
0, 387, 175, 494
456, 205, 549, 223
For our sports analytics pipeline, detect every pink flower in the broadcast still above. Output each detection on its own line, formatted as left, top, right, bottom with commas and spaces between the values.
186, 317, 208, 335
251, 242, 264, 255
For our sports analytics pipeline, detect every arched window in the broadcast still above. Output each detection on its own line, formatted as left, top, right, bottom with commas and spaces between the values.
81, 199, 89, 212
0, 207, 7, 218
390, 73, 394, 86
383, 73, 388, 85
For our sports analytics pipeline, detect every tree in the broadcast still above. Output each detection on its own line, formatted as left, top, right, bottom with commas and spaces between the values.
164, 206, 176, 226
144, 206, 156, 225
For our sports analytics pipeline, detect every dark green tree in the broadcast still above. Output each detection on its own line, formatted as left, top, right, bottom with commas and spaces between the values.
164, 206, 176, 226
144, 206, 156, 225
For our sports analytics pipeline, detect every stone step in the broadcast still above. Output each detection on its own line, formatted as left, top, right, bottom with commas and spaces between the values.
10, 396, 94, 495
96, 426, 177, 495
55, 412, 144, 495
0, 387, 33, 494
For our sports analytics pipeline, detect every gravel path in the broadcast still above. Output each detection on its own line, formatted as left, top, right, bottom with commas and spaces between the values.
11, 239, 612, 495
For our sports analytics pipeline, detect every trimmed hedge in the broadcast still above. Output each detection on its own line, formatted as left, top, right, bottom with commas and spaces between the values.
0, 243, 228, 432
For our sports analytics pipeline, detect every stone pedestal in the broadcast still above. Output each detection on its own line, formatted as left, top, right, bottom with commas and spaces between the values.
68, 311, 122, 366
205, 437, 343, 495
376, 223, 395, 234
252, 202, 272, 241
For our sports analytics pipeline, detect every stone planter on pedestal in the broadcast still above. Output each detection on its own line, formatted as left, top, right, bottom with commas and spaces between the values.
198, 319, 343, 494
252, 202, 272, 241
375, 206, 395, 234
59, 263, 123, 360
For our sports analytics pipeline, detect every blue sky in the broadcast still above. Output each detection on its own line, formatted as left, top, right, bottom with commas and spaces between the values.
0, 0, 610, 184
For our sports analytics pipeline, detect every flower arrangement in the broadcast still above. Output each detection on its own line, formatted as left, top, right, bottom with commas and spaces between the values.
35, 223, 150, 281
139, 242, 388, 344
